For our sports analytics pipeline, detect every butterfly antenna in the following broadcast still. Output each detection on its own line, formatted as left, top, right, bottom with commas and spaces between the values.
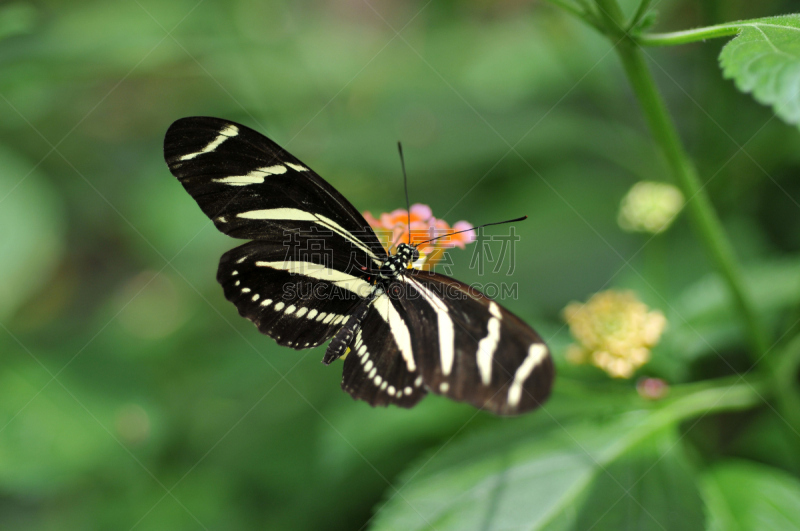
398, 142, 411, 246
415, 216, 528, 247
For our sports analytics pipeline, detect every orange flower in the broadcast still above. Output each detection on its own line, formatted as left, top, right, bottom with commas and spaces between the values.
363, 203, 475, 269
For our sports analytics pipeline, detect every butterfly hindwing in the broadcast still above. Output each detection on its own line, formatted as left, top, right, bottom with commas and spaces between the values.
164, 117, 386, 264
218, 236, 376, 349
397, 271, 554, 415
340, 294, 427, 408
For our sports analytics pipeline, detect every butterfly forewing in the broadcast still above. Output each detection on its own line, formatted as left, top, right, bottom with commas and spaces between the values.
164, 117, 386, 264
397, 271, 554, 415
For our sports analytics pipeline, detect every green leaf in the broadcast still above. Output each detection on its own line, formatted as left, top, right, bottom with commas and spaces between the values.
573, 430, 704, 531
369, 381, 762, 531
719, 15, 800, 128
702, 460, 800, 530
369, 401, 703, 530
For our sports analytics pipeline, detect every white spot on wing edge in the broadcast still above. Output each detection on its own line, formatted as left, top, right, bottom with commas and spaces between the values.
507, 344, 549, 408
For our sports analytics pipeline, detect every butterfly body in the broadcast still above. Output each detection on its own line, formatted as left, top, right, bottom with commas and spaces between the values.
164, 117, 554, 415
376, 243, 418, 280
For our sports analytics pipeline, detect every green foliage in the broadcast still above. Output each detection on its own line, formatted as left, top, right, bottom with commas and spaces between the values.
1, 0, 800, 529
0, 146, 65, 320
720, 15, 800, 129
372, 381, 759, 531
702, 461, 800, 530
668, 258, 800, 362
372, 408, 699, 530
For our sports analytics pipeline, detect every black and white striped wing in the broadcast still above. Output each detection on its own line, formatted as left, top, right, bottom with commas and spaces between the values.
164, 115, 554, 415
217, 238, 376, 349
164, 117, 386, 349
340, 295, 427, 408
398, 271, 554, 415
164, 116, 386, 265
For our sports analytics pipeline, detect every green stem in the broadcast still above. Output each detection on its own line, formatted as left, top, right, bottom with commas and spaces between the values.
599, 376, 767, 464
638, 22, 742, 46
543, 0, 603, 32
628, 0, 653, 30
593, 0, 626, 35
594, 0, 769, 362
657, 376, 766, 425
593, 0, 800, 448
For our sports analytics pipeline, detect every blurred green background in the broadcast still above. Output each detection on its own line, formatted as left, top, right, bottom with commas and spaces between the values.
2, 1, 800, 529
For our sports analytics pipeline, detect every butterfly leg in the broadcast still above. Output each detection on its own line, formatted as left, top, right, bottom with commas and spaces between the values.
322, 295, 373, 364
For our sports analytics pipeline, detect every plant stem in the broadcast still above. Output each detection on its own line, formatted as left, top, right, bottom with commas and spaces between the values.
659, 375, 767, 425
543, 0, 603, 32
628, 0, 653, 30
638, 23, 742, 46
594, 0, 769, 362
593, 0, 800, 447
599, 375, 767, 465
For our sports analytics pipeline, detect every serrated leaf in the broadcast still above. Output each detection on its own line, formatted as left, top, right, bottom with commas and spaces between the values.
719, 15, 800, 128
370, 401, 705, 531
702, 460, 800, 530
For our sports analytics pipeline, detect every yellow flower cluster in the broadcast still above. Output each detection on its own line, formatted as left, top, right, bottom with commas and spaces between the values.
618, 181, 684, 234
563, 290, 666, 378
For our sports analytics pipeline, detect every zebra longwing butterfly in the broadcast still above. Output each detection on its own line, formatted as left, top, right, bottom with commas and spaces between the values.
164, 117, 554, 415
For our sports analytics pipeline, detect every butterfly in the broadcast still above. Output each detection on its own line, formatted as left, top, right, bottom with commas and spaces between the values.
164, 117, 554, 415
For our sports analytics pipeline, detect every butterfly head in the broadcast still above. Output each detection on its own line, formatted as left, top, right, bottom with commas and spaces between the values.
378, 243, 419, 280
396, 243, 420, 266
